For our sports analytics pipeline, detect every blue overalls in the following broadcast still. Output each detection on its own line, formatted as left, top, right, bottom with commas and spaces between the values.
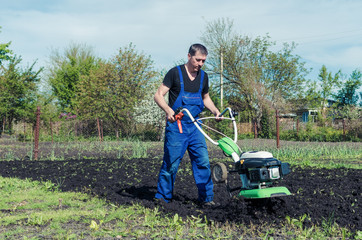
155, 66, 214, 203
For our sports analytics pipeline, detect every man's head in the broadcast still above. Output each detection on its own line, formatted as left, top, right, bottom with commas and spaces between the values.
188, 43, 208, 57
187, 43, 208, 73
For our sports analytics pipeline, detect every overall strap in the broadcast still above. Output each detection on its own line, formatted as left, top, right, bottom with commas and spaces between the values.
176, 66, 184, 93
198, 70, 205, 94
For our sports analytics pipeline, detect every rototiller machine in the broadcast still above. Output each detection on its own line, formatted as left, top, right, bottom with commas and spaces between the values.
175, 107, 292, 199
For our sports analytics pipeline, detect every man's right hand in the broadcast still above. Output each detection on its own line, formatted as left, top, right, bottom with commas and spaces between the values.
166, 109, 176, 123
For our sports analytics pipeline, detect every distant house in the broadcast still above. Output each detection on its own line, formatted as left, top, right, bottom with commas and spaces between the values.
279, 113, 297, 121
300, 109, 318, 122
281, 108, 318, 123
295, 99, 337, 123
278, 113, 298, 130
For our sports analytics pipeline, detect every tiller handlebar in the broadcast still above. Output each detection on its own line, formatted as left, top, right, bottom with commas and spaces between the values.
174, 107, 242, 163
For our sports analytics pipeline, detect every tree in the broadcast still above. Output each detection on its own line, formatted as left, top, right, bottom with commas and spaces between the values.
301, 81, 323, 109
318, 65, 341, 107
334, 69, 361, 106
262, 42, 309, 103
0, 27, 12, 65
0, 56, 42, 134
47, 43, 98, 112
75, 43, 157, 138
201, 18, 309, 128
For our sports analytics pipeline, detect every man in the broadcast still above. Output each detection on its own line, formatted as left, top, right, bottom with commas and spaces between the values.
154, 43, 221, 206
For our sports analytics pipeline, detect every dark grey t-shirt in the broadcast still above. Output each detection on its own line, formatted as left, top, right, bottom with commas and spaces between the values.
163, 65, 209, 107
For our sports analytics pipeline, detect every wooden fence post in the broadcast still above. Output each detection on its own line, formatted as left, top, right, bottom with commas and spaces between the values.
276, 110, 280, 149
97, 118, 102, 143
296, 117, 299, 137
254, 120, 258, 139
342, 118, 346, 141
100, 119, 104, 141
23, 121, 26, 142
50, 119, 54, 144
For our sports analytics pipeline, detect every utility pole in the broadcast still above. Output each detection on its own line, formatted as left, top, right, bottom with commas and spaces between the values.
220, 48, 224, 110
33, 106, 41, 160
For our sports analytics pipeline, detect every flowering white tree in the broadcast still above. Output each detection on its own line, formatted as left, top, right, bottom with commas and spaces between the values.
133, 71, 167, 140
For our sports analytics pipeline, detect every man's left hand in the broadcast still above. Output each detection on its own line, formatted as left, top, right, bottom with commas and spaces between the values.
215, 112, 223, 122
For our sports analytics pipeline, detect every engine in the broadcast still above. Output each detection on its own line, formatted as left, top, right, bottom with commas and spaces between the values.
235, 151, 291, 189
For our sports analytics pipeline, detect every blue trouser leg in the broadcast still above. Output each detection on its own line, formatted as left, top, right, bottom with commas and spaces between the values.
155, 126, 188, 202
187, 127, 214, 202
155, 122, 214, 203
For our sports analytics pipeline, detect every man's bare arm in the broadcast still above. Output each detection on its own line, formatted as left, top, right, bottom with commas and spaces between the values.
154, 83, 176, 122
203, 92, 221, 119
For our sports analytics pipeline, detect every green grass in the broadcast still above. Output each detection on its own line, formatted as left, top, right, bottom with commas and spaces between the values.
0, 176, 359, 239
1, 135, 361, 168
0, 138, 156, 161
208, 139, 362, 169
271, 144, 361, 169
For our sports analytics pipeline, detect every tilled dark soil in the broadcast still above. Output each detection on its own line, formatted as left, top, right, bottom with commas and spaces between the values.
0, 157, 360, 233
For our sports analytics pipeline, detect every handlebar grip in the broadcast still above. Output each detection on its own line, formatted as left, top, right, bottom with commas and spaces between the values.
219, 108, 229, 117
219, 108, 238, 118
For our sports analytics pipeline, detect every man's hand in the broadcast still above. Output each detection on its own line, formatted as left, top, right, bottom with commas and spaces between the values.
215, 111, 223, 122
166, 109, 176, 123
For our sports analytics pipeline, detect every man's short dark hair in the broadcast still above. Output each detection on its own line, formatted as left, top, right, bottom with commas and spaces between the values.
188, 43, 208, 56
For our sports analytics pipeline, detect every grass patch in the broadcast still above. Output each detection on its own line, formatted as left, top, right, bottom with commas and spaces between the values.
0, 139, 156, 161
209, 139, 362, 169
1, 137, 360, 169
271, 144, 362, 169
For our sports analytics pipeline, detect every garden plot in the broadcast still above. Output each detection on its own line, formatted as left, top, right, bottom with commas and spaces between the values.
0, 154, 360, 234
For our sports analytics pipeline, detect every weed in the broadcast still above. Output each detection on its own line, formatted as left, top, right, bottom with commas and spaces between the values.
355, 231, 362, 240
89, 219, 103, 231
285, 214, 310, 231
4, 151, 15, 161
55, 177, 65, 189
321, 211, 338, 237
26, 214, 46, 226
43, 180, 57, 191
130, 140, 150, 158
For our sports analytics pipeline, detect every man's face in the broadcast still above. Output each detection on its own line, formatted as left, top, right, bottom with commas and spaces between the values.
187, 51, 207, 73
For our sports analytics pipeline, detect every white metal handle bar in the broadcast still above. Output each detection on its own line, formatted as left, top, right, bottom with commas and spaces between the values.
179, 107, 238, 145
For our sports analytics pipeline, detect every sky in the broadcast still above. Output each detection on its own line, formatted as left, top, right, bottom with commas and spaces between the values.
1, 0, 362, 82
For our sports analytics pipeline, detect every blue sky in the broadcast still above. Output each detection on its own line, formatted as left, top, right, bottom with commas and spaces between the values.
1, 0, 362, 81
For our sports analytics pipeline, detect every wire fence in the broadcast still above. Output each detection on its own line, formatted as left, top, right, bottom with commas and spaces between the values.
12, 119, 163, 141
8, 109, 360, 143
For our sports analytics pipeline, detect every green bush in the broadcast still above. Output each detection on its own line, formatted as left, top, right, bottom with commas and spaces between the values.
279, 127, 360, 142
17, 133, 31, 142
206, 120, 234, 141
260, 109, 273, 139
238, 132, 254, 140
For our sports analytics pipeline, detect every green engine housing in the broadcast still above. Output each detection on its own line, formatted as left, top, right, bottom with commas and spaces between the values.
238, 187, 291, 199
217, 137, 241, 157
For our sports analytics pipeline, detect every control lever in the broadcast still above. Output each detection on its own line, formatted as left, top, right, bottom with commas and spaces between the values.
174, 107, 184, 133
